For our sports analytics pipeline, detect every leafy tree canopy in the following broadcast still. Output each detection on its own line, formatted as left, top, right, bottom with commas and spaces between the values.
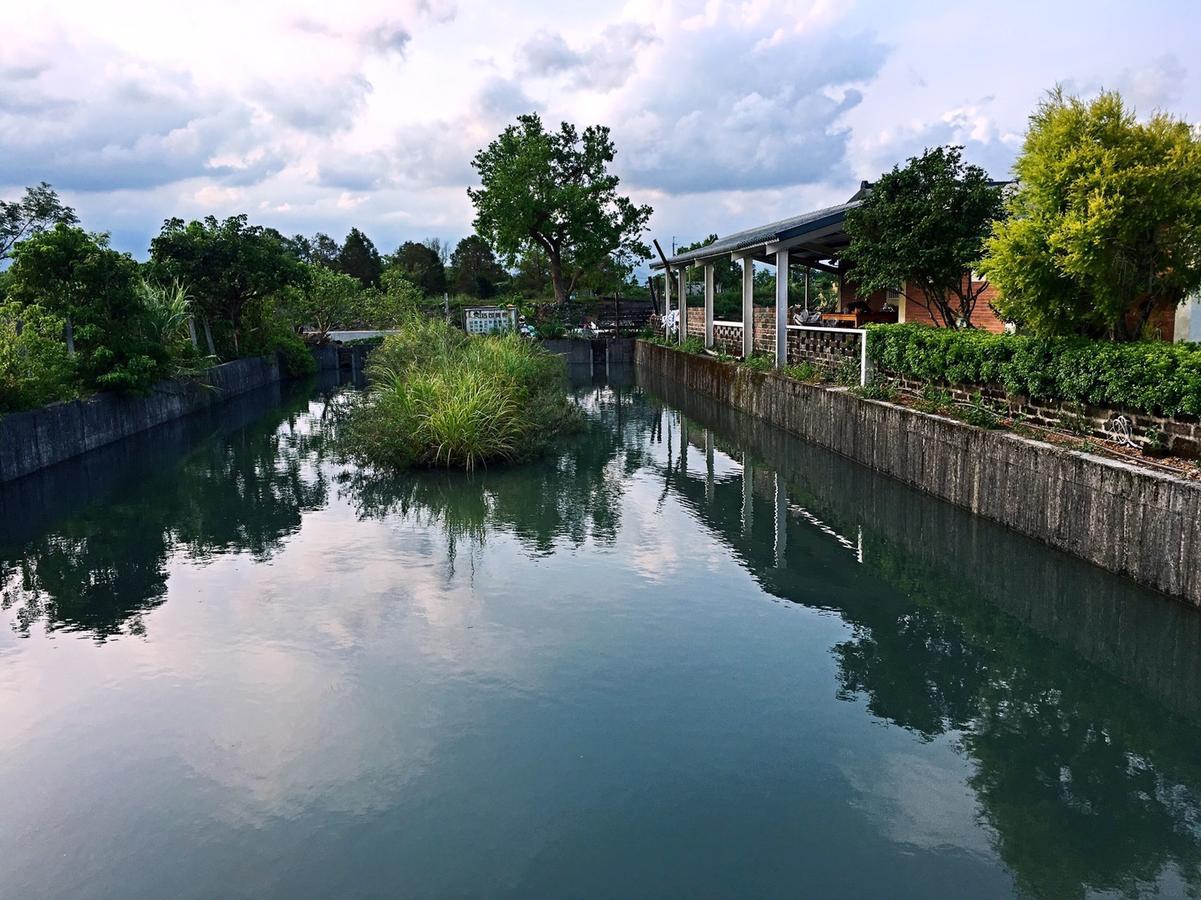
844, 145, 1004, 329
981, 88, 1201, 340
337, 227, 383, 287
449, 235, 507, 298
1, 182, 78, 262
469, 113, 652, 304
389, 240, 446, 296
150, 215, 304, 355
8, 225, 164, 391
289, 264, 364, 339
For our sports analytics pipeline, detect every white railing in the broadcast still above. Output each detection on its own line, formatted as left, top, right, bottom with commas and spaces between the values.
712, 320, 744, 327
785, 323, 869, 386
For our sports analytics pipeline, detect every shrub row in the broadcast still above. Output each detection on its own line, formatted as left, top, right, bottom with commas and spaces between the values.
867, 324, 1201, 418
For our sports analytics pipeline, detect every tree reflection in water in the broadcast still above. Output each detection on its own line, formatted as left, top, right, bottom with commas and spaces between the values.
7, 369, 1201, 896
340, 382, 660, 566
646, 370, 1201, 900
0, 379, 334, 639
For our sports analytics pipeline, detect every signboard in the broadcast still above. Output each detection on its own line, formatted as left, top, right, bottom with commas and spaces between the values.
465, 307, 517, 335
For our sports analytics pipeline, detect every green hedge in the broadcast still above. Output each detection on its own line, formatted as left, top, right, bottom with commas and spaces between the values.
867, 324, 1201, 418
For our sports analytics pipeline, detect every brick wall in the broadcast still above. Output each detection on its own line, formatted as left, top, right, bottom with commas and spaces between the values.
899, 279, 1007, 334
882, 372, 1200, 458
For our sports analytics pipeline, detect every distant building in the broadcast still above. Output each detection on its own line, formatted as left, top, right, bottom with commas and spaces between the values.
465, 306, 517, 335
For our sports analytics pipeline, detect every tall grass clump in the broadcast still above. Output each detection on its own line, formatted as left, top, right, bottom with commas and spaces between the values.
344, 313, 574, 471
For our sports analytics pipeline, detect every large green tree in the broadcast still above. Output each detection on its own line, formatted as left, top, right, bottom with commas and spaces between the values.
844, 145, 1004, 329
982, 88, 1201, 340
8, 225, 164, 391
468, 113, 652, 304
389, 240, 446, 296
150, 215, 303, 356
289, 264, 364, 339
0, 182, 78, 263
336, 227, 383, 287
449, 235, 506, 298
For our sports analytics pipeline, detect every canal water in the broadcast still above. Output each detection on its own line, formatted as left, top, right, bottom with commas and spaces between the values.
3, 370, 1201, 898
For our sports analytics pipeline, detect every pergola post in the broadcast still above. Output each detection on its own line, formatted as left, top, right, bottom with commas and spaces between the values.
677, 268, 687, 346
703, 263, 715, 349
740, 256, 754, 359
663, 271, 673, 339
774, 248, 789, 368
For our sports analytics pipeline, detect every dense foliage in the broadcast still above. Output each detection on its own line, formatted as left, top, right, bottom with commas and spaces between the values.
344, 313, 574, 471
150, 215, 305, 357
0, 301, 74, 411
469, 113, 652, 303
868, 323, 1201, 417
982, 89, 1201, 340
844, 146, 1004, 329
7, 225, 170, 392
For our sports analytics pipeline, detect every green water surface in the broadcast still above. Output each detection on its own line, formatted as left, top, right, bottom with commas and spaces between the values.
3, 370, 1201, 898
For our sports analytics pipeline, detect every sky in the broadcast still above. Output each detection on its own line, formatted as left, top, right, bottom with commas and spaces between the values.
4, 0, 1200, 263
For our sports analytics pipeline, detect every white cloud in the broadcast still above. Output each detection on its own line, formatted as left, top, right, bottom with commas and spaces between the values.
2, 0, 1199, 262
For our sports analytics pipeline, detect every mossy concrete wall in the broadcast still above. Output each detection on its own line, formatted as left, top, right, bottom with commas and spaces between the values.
0, 356, 280, 483
636, 340, 1201, 606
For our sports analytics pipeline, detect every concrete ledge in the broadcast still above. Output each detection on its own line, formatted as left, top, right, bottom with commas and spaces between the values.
0, 356, 281, 483
636, 340, 1201, 606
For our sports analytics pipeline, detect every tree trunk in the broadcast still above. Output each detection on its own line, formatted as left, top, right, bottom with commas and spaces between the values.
203, 318, 216, 357
548, 250, 568, 304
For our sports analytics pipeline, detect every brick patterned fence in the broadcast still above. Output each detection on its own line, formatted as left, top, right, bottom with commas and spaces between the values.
685, 306, 866, 378
712, 322, 744, 355
786, 327, 862, 378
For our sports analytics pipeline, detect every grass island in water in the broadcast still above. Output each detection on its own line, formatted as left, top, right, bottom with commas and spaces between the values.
344, 314, 575, 471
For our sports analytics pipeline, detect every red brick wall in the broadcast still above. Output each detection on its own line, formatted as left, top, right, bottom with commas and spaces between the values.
900, 279, 1007, 334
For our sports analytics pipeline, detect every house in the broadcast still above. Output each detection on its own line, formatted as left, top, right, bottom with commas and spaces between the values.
651, 184, 1200, 363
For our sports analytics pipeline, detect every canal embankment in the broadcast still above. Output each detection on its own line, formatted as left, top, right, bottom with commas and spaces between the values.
0, 347, 347, 484
636, 339, 1201, 607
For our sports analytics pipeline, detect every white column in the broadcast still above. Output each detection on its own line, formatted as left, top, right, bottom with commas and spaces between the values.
663, 271, 673, 339
774, 248, 789, 368
741, 256, 754, 359
677, 268, 687, 346
703, 264, 715, 349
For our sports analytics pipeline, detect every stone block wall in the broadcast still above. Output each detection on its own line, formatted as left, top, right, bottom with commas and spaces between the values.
0, 356, 281, 483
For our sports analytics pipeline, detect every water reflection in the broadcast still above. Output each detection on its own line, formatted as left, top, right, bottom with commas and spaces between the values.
340, 380, 659, 562
643, 369, 1201, 899
5, 367, 1201, 897
0, 376, 338, 639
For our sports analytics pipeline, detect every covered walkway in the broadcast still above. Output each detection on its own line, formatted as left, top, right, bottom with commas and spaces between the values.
650, 187, 893, 377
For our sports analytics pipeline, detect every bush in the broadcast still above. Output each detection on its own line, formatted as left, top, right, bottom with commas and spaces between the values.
741, 353, 774, 372
273, 329, 318, 378
0, 302, 75, 411
344, 314, 574, 471
868, 323, 1201, 418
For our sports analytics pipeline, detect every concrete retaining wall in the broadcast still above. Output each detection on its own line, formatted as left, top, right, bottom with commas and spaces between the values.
542, 337, 635, 367
0, 356, 281, 483
637, 340, 1201, 606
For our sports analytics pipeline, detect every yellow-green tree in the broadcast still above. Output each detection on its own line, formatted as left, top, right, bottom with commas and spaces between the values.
982, 88, 1201, 340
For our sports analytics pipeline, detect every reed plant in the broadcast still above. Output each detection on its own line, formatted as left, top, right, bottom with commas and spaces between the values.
345, 312, 574, 471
